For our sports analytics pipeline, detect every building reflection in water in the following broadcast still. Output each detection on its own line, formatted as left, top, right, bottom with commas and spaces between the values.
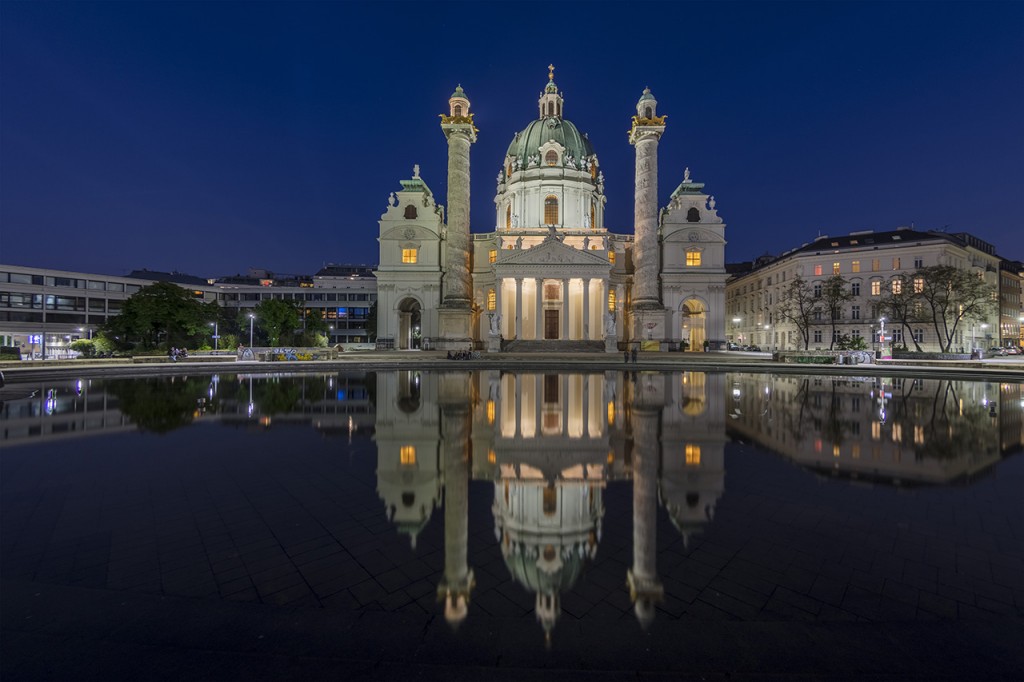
373, 370, 1022, 641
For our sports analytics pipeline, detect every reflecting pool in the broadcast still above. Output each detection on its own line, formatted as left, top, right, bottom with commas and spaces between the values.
2, 370, 1022, 676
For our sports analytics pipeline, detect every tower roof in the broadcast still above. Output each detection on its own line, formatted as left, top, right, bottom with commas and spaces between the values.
450, 84, 467, 99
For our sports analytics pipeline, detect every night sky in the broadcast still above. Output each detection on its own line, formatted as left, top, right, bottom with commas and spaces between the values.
2, 2, 1022, 278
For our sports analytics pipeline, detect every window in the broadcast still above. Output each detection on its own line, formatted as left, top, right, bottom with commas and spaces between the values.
914, 257, 923, 268
489, 249, 497, 264
400, 446, 416, 465
892, 328, 903, 343
401, 248, 418, 264
686, 250, 702, 267
686, 207, 700, 222
891, 279, 902, 294
644, 106, 653, 119
404, 205, 417, 219
852, 305, 860, 320
871, 281, 881, 296
487, 289, 496, 311
548, 102, 555, 117
833, 262, 841, 275
814, 330, 822, 343
872, 258, 880, 272
913, 277, 924, 293
892, 257, 901, 270
608, 289, 616, 311
852, 282, 861, 296
453, 104, 462, 117
913, 328, 924, 343
545, 150, 558, 166
813, 284, 822, 297
590, 201, 596, 229
814, 264, 823, 276
506, 205, 511, 228
544, 195, 558, 224
852, 260, 860, 273
608, 250, 615, 264
487, 400, 496, 425
685, 444, 701, 466
852, 329, 862, 339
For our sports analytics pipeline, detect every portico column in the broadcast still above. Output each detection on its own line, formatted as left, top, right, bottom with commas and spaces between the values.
562, 279, 570, 340
534, 278, 543, 340
583, 278, 591, 340
515, 278, 523, 339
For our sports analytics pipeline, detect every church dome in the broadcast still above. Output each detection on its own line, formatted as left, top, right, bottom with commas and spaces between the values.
505, 117, 595, 165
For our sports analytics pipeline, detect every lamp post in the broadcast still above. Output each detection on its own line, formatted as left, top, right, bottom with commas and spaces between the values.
879, 316, 886, 357
732, 317, 741, 347
209, 321, 219, 351
764, 324, 772, 353
248, 313, 255, 347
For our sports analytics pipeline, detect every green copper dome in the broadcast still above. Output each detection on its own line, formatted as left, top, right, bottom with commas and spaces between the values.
506, 117, 595, 164
638, 87, 656, 102
451, 85, 467, 99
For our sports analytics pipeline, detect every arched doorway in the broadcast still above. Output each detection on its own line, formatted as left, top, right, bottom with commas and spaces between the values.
681, 300, 706, 352
397, 298, 422, 350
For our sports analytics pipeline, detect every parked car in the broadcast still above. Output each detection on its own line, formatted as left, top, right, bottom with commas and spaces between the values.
1005, 346, 1021, 355
727, 343, 740, 351
988, 347, 1007, 356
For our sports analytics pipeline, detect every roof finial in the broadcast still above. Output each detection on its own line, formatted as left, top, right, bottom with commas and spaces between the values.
548, 64, 555, 81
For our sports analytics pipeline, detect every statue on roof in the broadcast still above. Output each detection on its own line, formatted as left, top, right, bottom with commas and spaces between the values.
683, 167, 691, 183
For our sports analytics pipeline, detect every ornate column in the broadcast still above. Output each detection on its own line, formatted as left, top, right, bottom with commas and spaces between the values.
628, 88, 670, 349
628, 379, 664, 629
514, 278, 523, 339
438, 86, 478, 351
562, 279, 570, 340
437, 378, 474, 629
534, 278, 543, 340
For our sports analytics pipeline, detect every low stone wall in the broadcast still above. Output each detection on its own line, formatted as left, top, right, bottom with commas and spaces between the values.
775, 350, 873, 365
892, 351, 971, 361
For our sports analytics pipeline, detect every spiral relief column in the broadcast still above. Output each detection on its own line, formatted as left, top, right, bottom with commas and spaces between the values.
438, 85, 478, 350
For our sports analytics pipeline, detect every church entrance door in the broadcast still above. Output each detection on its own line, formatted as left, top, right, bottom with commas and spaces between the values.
544, 310, 559, 339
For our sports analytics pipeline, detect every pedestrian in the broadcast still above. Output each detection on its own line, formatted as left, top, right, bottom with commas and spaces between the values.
623, 349, 629, 364
631, 347, 638, 364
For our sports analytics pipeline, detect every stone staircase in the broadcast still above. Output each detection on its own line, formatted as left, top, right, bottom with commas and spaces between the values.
501, 339, 606, 353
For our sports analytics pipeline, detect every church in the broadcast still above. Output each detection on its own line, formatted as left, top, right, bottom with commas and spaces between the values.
375, 68, 728, 352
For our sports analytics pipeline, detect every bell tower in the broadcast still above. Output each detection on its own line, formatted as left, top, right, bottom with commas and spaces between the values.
538, 64, 564, 119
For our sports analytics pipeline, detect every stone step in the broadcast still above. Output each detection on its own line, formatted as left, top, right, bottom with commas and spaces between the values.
501, 339, 606, 353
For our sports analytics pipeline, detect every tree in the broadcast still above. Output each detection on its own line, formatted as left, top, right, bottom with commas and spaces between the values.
254, 298, 301, 345
776, 276, 820, 350
880, 273, 925, 352
915, 265, 997, 352
104, 281, 209, 350
821, 275, 853, 350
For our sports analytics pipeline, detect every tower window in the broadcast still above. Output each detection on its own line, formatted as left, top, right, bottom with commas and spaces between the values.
545, 150, 558, 167
453, 104, 462, 117
548, 102, 554, 117
608, 250, 616, 264
400, 445, 416, 465
489, 249, 497, 264
644, 107, 653, 119
402, 248, 418, 264
506, 205, 511, 228
487, 289, 496, 310
686, 250, 702, 267
404, 205, 417, 219
608, 289, 616, 311
686, 207, 700, 222
544, 195, 558, 224
590, 201, 596, 229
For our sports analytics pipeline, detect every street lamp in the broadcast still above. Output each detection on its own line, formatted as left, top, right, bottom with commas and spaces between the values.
248, 313, 255, 347
764, 323, 772, 353
879, 316, 886, 357
209, 321, 219, 351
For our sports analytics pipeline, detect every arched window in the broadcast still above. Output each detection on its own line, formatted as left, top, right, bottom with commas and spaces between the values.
404, 205, 417, 219
544, 195, 558, 225
644, 107, 653, 119
453, 104, 462, 117
548, 102, 554, 117
545, 150, 558, 167
506, 205, 511, 228
687, 207, 700, 222
608, 289, 616, 311
590, 201, 596, 229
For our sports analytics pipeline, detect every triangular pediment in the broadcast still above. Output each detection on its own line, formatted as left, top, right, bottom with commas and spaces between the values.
496, 237, 609, 268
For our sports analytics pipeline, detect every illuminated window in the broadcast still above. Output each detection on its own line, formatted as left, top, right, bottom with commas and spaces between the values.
852, 444, 861, 459
892, 423, 902, 442
914, 425, 925, 445
833, 262, 841, 275
607, 401, 615, 426
401, 248, 418, 264
488, 449, 496, 464
891, 279, 902, 294
489, 249, 497, 264
686, 250, 702, 267
871, 280, 881, 296
872, 258, 880, 272
833, 444, 840, 457
487, 289, 496, 311
506, 163, 512, 177
892, 257, 901, 270
544, 195, 558, 224
590, 201, 596, 229
400, 445, 416, 465
506, 205, 511, 229
487, 399, 495, 424
543, 486, 557, 516
814, 264, 823, 276
545, 150, 558, 167
608, 289, 616, 311
852, 260, 860, 273
871, 422, 881, 440
608, 250, 615, 264
453, 104, 462, 117
685, 444, 701, 466
913, 277, 924, 293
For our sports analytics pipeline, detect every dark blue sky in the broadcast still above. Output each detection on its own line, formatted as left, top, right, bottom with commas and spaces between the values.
2, 1, 1022, 277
